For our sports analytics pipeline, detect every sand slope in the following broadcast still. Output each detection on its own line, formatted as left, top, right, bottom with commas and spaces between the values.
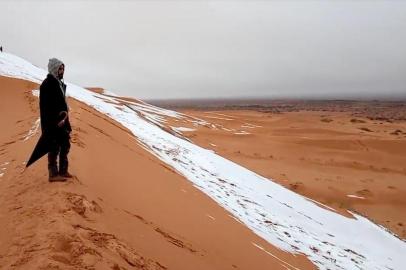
176, 109, 406, 239
0, 76, 313, 269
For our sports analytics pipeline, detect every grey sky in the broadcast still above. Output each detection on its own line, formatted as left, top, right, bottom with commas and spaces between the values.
1, 0, 405, 100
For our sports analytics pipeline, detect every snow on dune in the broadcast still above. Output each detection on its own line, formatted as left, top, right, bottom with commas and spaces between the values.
0, 162, 10, 178
172, 127, 196, 132
1, 52, 405, 270
347, 194, 366, 200
0, 53, 46, 84
23, 118, 40, 141
107, 96, 210, 134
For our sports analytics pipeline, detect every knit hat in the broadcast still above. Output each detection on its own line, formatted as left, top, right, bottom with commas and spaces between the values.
48, 58, 64, 78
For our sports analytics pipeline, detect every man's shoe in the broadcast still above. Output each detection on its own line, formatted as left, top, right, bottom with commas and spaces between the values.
49, 175, 67, 182
59, 172, 74, 178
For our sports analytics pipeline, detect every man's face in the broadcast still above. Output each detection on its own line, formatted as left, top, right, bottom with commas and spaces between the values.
58, 64, 65, 79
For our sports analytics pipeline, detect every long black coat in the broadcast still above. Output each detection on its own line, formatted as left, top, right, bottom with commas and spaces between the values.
39, 74, 72, 136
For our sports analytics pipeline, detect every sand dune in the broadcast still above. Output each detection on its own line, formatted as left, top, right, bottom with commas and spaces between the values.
0, 76, 312, 269
176, 109, 406, 239
1, 52, 405, 269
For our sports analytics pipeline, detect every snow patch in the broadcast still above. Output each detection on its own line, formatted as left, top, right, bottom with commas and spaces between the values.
206, 214, 216, 220
204, 115, 234, 121
23, 118, 40, 141
204, 112, 234, 118
347, 194, 365, 199
234, 131, 251, 135
103, 89, 118, 96
32, 89, 39, 97
172, 127, 196, 132
252, 242, 302, 270
306, 198, 337, 212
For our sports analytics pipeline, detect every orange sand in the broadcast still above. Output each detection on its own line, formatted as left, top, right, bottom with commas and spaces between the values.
0, 76, 314, 269
176, 109, 406, 239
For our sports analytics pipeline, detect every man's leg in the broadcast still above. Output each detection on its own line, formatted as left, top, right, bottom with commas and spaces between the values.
48, 139, 65, 181
59, 133, 72, 177
48, 151, 59, 178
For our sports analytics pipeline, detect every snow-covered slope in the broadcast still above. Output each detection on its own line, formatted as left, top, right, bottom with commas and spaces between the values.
1, 52, 405, 270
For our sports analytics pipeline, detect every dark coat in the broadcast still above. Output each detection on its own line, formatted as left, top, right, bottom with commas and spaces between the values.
39, 74, 72, 136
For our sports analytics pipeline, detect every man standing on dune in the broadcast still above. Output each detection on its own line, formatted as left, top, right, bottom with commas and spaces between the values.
39, 58, 73, 181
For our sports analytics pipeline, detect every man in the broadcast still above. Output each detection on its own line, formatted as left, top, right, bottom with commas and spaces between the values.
39, 58, 73, 181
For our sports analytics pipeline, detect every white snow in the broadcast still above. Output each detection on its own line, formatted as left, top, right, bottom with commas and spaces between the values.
243, 123, 262, 128
222, 127, 234, 132
23, 118, 40, 141
171, 127, 196, 132
253, 242, 302, 270
347, 195, 365, 200
109, 96, 211, 131
0, 161, 7, 178
0, 52, 46, 84
1, 52, 406, 270
206, 214, 216, 220
32, 89, 39, 97
234, 131, 251, 135
306, 198, 337, 212
203, 115, 234, 121
241, 123, 262, 129
204, 112, 235, 118
102, 89, 118, 96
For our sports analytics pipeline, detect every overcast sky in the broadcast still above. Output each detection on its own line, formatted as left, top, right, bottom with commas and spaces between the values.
1, 0, 405, 100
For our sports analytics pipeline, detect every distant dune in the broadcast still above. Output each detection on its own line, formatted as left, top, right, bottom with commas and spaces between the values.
148, 99, 406, 121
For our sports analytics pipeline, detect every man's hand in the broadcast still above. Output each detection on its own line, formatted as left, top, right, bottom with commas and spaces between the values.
57, 119, 65, 127
58, 111, 68, 128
